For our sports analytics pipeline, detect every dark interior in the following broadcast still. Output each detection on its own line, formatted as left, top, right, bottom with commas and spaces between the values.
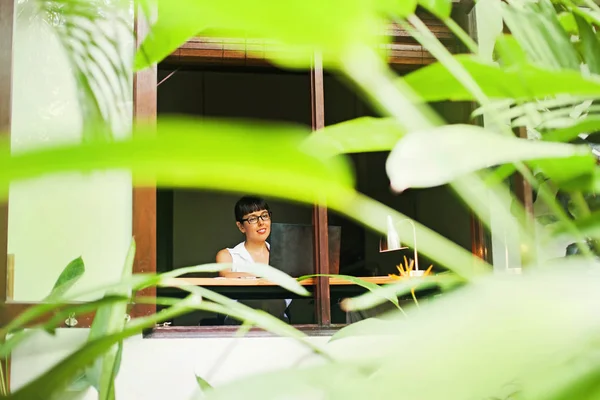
156, 64, 472, 325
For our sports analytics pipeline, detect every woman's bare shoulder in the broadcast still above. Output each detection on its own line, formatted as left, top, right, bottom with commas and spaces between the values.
216, 248, 233, 263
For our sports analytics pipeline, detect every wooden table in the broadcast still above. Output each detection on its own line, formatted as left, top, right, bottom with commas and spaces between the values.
161, 276, 402, 300
170, 276, 396, 287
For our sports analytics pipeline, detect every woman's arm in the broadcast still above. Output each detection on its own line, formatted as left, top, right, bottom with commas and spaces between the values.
216, 249, 233, 264
215, 249, 255, 278
216, 249, 233, 277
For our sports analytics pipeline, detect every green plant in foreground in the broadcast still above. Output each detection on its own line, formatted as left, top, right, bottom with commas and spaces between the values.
6, 0, 600, 399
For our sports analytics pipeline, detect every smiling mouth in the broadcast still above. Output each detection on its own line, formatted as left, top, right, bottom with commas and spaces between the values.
257, 228, 267, 234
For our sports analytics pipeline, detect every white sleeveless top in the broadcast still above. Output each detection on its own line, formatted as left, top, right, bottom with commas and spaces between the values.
226, 241, 270, 272
226, 241, 291, 308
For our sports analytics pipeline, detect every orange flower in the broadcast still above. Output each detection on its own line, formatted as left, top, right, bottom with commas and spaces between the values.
387, 260, 434, 308
388, 256, 433, 280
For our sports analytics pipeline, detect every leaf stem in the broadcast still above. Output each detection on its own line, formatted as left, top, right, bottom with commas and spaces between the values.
410, 288, 420, 308
0, 358, 8, 396
571, 191, 592, 219
570, 191, 600, 254
536, 183, 594, 257
404, 15, 491, 118
443, 17, 479, 54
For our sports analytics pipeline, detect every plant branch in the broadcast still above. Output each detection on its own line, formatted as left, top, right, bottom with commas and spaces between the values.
443, 17, 479, 54
401, 13, 596, 264
0, 360, 7, 396
569, 191, 600, 254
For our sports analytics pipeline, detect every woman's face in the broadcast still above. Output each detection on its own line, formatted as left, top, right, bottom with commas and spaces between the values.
236, 209, 271, 242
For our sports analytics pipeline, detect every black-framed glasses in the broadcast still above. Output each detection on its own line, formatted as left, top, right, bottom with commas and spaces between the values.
241, 211, 272, 225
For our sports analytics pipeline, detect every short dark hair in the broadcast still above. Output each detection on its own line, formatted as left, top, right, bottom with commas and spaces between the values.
234, 196, 270, 222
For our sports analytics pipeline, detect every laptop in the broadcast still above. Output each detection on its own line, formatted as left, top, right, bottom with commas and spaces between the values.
269, 223, 341, 277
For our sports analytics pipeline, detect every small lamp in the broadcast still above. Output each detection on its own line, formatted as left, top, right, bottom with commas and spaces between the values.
379, 215, 421, 273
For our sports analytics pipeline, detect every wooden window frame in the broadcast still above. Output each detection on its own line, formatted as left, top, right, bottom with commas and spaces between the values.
0, 2, 489, 333
0, 0, 14, 313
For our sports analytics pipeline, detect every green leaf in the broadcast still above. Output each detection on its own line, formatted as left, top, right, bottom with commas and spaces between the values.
134, 1, 207, 71
531, 154, 598, 191
552, 209, 600, 238
386, 124, 593, 191
164, 263, 310, 297
0, 295, 131, 359
0, 118, 486, 285
0, 261, 306, 360
399, 0, 418, 17
297, 274, 402, 310
574, 13, 600, 75
65, 374, 89, 392
169, 285, 327, 356
202, 363, 378, 400
329, 318, 400, 342
0, 261, 306, 359
566, 5, 600, 31
510, 105, 600, 131
88, 239, 136, 341
302, 117, 405, 157
486, 115, 600, 189
418, 0, 451, 19
2, 270, 321, 400
0, 117, 354, 205
494, 34, 527, 67
7, 294, 204, 400
40, 0, 133, 142
0, 274, 160, 338
85, 239, 136, 400
45, 257, 85, 301
60, 372, 95, 400
558, 12, 579, 35
377, 0, 417, 18
195, 375, 213, 392
203, 264, 600, 399
543, 115, 600, 143
502, 0, 580, 71
135, 0, 386, 70
340, 274, 460, 311
524, 352, 600, 400
484, 164, 517, 187
403, 55, 600, 102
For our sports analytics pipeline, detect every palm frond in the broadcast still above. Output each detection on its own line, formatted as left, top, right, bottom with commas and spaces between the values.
503, 0, 580, 71
488, 1, 600, 143
35, 0, 134, 142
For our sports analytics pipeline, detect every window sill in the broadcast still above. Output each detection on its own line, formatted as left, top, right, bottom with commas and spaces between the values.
143, 324, 345, 339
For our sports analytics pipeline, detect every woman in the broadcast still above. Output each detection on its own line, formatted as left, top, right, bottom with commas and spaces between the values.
216, 195, 272, 277
216, 195, 290, 323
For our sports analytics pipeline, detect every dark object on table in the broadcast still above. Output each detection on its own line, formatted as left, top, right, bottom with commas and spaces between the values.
269, 223, 341, 276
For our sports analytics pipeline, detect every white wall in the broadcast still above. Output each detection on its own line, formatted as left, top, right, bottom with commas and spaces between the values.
11, 329, 329, 399
8, 0, 133, 301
